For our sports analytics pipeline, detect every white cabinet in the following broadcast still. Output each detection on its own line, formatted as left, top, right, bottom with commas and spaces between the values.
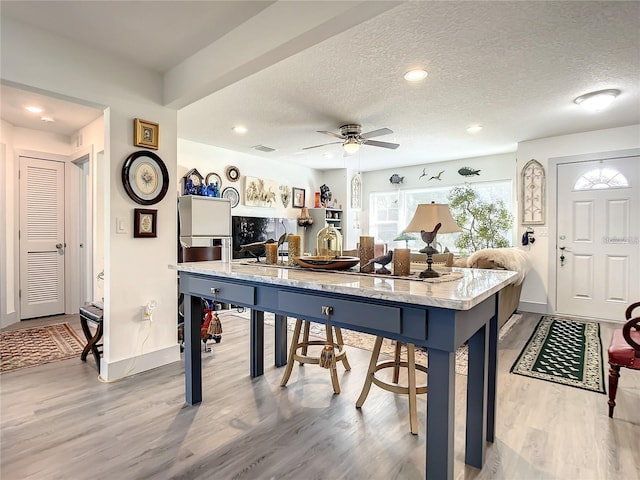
178, 196, 231, 246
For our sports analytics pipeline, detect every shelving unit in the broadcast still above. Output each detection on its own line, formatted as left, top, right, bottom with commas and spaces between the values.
303, 207, 343, 254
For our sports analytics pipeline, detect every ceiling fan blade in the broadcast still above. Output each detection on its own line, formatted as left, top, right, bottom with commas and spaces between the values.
302, 141, 343, 150
362, 139, 400, 149
317, 130, 346, 139
360, 127, 393, 139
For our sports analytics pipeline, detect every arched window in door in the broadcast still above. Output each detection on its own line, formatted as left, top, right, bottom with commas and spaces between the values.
574, 167, 630, 190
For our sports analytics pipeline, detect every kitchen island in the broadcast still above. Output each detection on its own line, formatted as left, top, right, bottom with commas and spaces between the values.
173, 261, 517, 480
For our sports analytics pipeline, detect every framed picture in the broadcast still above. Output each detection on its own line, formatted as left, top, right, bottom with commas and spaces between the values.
122, 151, 169, 205
134, 118, 159, 150
134, 208, 157, 238
292, 187, 305, 208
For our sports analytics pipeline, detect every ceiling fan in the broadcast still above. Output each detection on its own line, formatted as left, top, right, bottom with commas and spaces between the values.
303, 124, 399, 155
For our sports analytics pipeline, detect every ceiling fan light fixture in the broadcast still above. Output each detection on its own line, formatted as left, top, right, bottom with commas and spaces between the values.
343, 139, 360, 155
574, 89, 620, 112
403, 69, 428, 82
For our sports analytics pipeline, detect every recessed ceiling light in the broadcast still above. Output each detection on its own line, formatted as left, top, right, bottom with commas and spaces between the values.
466, 125, 483, 133
25, 106, 43, 113
574, 89, 620, 112
232, 126, 248, 134
403, 69, 428, 82
40, 116, 54, 123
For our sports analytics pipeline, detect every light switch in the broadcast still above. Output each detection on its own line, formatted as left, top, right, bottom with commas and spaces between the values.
116, 217, 128, 234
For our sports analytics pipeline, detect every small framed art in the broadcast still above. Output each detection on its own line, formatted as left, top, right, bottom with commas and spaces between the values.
134, 118, 159, 150
134, 208, 157, 238
292, 187, 305, 208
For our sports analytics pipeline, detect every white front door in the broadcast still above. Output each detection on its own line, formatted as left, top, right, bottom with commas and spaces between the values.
19, 157, 66, 319
556, 156, 639, 321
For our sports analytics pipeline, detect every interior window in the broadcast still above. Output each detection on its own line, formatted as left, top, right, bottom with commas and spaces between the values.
574, 168, 629, 190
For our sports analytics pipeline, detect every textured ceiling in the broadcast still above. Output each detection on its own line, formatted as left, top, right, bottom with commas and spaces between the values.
2, 1, 639, 171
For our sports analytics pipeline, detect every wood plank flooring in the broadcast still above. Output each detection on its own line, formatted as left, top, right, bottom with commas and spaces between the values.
1, 311, 638, 479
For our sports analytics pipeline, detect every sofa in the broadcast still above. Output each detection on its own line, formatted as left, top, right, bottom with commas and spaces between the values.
453, 248, 530, 329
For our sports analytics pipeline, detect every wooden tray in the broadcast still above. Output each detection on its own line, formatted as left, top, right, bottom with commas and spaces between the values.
294, 256, 360, 270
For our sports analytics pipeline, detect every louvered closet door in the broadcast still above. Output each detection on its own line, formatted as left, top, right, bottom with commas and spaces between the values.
19, 157, 65, 319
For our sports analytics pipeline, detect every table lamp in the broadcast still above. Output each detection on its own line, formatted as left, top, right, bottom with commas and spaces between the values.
393, 232, 416, 248
403, 202, 460, 278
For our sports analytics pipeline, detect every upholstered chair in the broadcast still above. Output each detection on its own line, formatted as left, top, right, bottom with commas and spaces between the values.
607, 301, 640, 417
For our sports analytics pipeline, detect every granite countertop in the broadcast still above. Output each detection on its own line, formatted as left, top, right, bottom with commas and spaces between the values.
172, 260, 517, 311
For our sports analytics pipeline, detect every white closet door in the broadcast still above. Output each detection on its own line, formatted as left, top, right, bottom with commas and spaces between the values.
19, 157, 65, 319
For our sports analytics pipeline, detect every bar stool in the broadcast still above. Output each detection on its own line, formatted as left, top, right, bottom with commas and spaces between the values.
356, 337, 428, 434
280, 319, 351, 394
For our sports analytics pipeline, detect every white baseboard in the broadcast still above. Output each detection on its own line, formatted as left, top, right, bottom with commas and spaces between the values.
518, 301, 548, 315
100, 344, 181, 381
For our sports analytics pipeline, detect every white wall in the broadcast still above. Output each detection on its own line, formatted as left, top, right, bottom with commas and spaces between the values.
178, 139, 323, 241
361, 152, 517, 238
516, 124, 640, 314
0, 121, 16, 328
2, 16, 180, 379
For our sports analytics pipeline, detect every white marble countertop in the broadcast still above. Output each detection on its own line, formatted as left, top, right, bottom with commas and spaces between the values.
172, 260, 518, 311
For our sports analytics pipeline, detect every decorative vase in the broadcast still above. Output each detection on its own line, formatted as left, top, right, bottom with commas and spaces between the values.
317, 225, 342, 259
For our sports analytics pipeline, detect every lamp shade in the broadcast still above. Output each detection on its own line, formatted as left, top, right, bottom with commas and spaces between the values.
404, 203, 461, 234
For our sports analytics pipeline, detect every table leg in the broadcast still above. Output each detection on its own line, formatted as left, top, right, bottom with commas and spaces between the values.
185, 294, 203, 405
487, 297, 499, 442
251, 310, 264, 377
274, 314, 287, 367
426, 348, 455, 480
465, 323, 488, 468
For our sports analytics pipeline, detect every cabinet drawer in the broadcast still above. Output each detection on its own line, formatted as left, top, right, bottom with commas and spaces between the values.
278, 291, 401, 334
182, 276, 255, 306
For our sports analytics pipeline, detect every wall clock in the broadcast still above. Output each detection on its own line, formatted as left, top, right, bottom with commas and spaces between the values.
225, 165, 240, 182
122, 151, 169, 205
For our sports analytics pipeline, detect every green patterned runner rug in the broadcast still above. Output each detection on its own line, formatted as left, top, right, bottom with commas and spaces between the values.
510, 315, 605, 394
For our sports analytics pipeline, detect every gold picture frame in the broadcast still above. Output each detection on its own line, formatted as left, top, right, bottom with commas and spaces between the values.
134, 118, 159, 150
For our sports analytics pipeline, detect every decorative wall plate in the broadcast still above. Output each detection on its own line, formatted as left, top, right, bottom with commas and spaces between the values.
122, 151, 169, 205
225, 165, 240, 182
205, 172, 222, 187
222, 186, 240, 208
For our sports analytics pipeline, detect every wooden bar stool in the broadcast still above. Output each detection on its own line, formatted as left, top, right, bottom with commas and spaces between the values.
280, 319, 351, 394
356, 337, 428, 434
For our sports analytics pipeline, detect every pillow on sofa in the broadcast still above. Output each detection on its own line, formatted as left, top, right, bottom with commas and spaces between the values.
467, 248, 530, 285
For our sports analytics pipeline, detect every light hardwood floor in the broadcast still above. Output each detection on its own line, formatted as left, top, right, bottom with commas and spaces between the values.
1, 311, 638, 480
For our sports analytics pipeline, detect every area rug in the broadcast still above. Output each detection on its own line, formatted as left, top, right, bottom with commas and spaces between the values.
223, 311, 521, 376
0, 323, 85, 373
510, 315, 605, 393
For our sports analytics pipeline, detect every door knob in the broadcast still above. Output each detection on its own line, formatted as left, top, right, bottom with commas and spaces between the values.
56, 243, 63, 249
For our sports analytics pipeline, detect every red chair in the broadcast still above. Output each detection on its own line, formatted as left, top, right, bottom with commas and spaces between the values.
607, 301, 640, 417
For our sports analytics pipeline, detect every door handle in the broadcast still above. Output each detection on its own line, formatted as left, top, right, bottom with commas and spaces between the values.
56, 243, 63, 250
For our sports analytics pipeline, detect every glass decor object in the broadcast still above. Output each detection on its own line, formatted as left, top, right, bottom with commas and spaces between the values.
317, 224, 342, 259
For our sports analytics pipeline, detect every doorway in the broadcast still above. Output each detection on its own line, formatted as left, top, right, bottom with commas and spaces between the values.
555, 154, 639, 321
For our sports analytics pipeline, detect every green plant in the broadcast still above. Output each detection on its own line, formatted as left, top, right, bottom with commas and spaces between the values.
447, 184, 513, 254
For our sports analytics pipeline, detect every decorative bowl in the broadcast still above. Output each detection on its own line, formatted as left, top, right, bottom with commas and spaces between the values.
294, 256, 360, 270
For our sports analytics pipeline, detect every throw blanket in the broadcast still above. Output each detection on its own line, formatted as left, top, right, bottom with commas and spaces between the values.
467, 248, 530, 285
